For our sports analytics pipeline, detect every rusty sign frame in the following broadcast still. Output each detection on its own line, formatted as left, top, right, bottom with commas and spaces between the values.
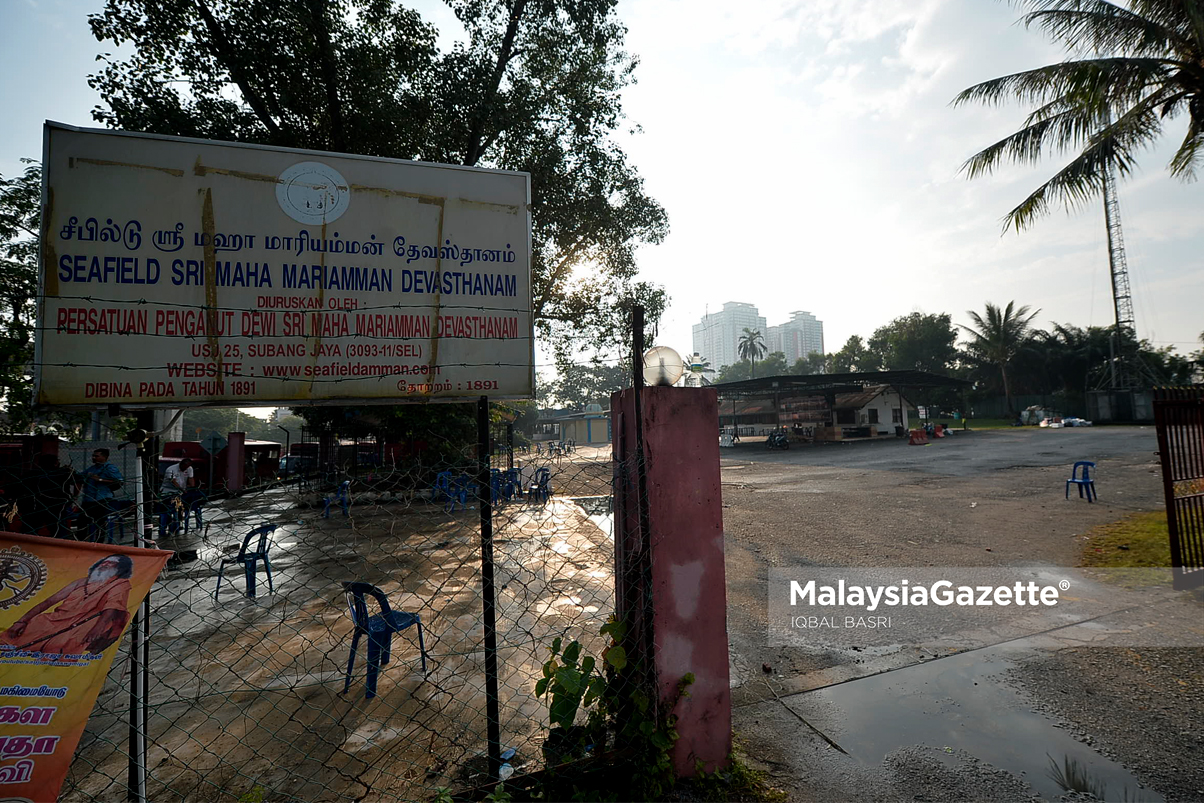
34, 122, 534, 409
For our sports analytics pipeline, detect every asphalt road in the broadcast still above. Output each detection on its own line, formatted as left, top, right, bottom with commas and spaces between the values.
722, 425, 1162, 477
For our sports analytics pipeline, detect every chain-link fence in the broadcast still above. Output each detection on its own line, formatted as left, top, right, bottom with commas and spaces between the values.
3, 410, 635, 801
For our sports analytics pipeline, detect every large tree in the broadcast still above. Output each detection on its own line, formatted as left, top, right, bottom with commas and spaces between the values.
0, 161, 108, 436
954, 0, 1204, 231
717, 351, 786, 383
829, 335, 870, 374
962, 302, 1041, 414
867, 312, 959, 374
542, 359, 629, 410
790, 350, 827, 376
0, 160, 40, 429
88, 0, 668, 358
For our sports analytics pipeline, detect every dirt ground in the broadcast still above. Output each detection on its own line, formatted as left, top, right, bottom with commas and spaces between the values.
721, 427, 1204, 802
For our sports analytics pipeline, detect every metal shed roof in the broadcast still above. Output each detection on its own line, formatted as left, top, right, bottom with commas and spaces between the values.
713, 370, 968, 400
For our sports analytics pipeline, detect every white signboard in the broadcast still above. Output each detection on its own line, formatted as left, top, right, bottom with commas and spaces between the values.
35, 123, 533, 407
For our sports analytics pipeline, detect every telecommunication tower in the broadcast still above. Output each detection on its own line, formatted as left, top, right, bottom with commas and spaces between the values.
1099, 160, 1160, 389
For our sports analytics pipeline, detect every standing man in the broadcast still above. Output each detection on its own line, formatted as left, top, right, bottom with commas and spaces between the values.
78, 448, 123, 542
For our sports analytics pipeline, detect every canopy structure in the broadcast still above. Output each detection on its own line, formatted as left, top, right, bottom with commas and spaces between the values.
713, 370, 971, 435
713, 370, 970, 401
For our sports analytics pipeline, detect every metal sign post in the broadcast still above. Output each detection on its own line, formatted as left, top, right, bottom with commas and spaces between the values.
477, 396, 502, 779
127, 430, 149, 803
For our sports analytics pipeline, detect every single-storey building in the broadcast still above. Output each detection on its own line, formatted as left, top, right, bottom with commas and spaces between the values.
533, 404, 612, 445
715, 370, 967, 439
558, 404, 611, 445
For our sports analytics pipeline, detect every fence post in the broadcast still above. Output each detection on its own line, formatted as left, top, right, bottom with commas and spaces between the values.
127, 420, 152, 803
477, 396, 502, 778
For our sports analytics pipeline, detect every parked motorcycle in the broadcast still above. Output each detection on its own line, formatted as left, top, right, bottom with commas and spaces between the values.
766, 430, 790, 450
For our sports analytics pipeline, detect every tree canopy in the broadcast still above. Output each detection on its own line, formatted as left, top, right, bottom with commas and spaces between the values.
0, 160, 40, 430
829, 335, 870, 374
78, 0, 670, 440
954, 0, 1204, 231
867, 312, 959, 374
88, 0, 668, 359
717, 352, 786, 383
540, 359, 629, 410
790, 351, 827, 376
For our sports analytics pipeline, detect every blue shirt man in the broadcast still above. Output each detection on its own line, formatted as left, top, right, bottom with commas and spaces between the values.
81, 449, 123, 501
78, 448, 123, 541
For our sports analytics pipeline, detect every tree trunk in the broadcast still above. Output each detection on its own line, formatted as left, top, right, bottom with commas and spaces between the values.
306, 0, 345, 153
1001, 365, 1013, 415
194, 0, 282, 141
464, 0, 528, 166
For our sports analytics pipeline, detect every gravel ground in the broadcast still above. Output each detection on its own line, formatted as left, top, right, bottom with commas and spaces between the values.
720, 428, 1204, 802
1008, 647, 1204, 802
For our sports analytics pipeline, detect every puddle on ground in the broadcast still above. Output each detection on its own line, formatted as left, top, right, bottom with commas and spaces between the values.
797, 647, 1162, 802
571, 497, 613, 539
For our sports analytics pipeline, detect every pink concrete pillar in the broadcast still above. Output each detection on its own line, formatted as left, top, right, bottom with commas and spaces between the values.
225, 432, 246, 492
611, 386, 731, 776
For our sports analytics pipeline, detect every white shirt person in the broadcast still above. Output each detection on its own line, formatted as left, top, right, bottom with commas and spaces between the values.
160, 458, 195, 496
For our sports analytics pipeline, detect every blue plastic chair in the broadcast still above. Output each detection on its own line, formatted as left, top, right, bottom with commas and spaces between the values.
451, 474, 473, 511
215, 524, 276, 599
490, 469, 507, 504
323, 481, 351, 518
183, 490, 205, 532
528, 467, 552, 505
1066, 461, 1097, 502
158, 495, 185, 538
432, 471, 455, 509
341, 582, 428, 699
503, 468, 522, 501
102, 509, 127, 545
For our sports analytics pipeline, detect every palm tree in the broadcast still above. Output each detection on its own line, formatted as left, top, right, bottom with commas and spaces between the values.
953, 0, 1204, 231
738, 328, 767, 378
962, 302, 1041, 413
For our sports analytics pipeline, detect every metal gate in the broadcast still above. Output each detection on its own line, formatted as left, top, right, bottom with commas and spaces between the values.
1153, 386, 1204, 590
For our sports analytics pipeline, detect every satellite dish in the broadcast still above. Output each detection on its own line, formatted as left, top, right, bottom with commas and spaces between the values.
642, 346, 684, 387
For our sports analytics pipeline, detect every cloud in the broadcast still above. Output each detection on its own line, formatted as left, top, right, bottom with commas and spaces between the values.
619, 0, 1204, 357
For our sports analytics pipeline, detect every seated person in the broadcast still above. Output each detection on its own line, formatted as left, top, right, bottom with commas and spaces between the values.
160, 457, 195, 498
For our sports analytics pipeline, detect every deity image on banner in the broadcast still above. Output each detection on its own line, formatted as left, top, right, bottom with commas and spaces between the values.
1, 554, 133, 661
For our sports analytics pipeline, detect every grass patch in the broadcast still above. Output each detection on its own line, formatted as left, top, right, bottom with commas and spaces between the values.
675, 741, 788, 802
963, 418, 1014, 430
924, 418, 1011, 430
1081, 512, 1171, 569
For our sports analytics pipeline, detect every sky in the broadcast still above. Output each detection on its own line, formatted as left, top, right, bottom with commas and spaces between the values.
2, 0, 1201, 386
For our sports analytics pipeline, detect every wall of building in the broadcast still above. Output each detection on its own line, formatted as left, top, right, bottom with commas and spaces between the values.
693, 304, 823, 369
692, 302, 766, 370
859, 391, 909, 433
563, 417, 611, 444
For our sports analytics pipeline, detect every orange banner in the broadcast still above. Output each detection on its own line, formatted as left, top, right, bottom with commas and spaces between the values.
0, 532, 171, 801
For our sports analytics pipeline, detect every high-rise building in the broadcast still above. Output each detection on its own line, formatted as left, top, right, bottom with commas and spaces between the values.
692, 302, 767, 370
766, 311, 825, 364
